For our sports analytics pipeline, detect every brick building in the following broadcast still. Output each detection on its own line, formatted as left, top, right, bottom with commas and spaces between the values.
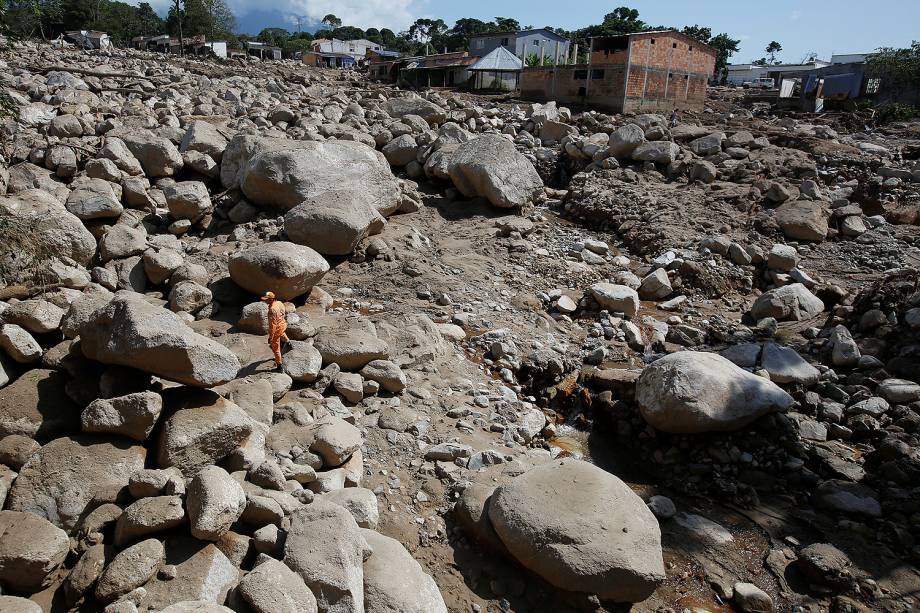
520, 30, 716, 113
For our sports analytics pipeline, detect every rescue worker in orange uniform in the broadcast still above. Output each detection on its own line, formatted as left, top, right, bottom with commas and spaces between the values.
261, 291, 289, 368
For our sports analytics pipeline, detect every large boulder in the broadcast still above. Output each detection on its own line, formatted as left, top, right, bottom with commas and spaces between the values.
284, 500, 371, 613
689, 132, 725, 156
0, 510, 69, 592
774, 200, 829, 242
750, 283, 824, 322
187, 466, 247, 541
607, 124, 646, 158
0, 189, 96, 267
180, 121, 229, 162
229, 242, 329, 301
361, 529, 447, 613
636, 351, 793, 433
6, 435, 146, 531
383, 96, 446, 125
313, 317, 390, 371
139, 538, 239, 610
0, 369, 80, 441
157, 388, 255, 478
448, 134, 543, 208
79, 293, 240, 387
238, 558, 318, 613
95, 538, 164, 603
238, 139, 401, 214
81, 391, 163, 441
588, 283, 640, 317
489, 459, 665, 602
114, 130, 184, 177
284, 192, 382, 256
631, 141, 680, 164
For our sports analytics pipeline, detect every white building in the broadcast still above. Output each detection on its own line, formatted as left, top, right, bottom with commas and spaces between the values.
726, 61, 830, 86
312, 38, 383, 62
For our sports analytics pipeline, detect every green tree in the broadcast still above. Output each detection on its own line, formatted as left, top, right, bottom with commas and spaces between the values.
257, 27, 288, 47
408, 17, 446, 44
601, 7, 646, 34
493, 16, 520, 32
867, 41, 920, 104
365, 26, 380, 43
765, 40, 782, 64
321, 13, 340, 29
330, 25, 364, 41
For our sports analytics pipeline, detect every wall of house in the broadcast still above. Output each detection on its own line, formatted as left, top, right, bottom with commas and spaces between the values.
520, 65, 628, 112
470, 31, 570, 61
622, 33, 715, 112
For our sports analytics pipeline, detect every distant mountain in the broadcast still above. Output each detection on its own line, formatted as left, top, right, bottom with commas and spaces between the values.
234, 9, 323, 36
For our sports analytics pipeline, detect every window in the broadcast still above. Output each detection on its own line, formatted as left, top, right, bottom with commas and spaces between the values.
689, 46, 693, 51
866, 78, 881, 94
651, 39, 656, 44
501, 37, 509, 47
573, 69, 588, 80
591, 69, 605, 80
672, 42, 677, 49
533, 39, 540, 46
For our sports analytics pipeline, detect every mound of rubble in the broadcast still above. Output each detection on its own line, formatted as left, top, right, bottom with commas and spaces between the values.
1, 37, 919, 613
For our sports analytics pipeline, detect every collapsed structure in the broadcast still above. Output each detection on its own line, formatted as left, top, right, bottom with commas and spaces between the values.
521, 30, 717, 113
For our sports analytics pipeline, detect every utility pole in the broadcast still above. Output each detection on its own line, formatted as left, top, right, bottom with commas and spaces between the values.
294, 16, 305, 33
173, 0, 184, 56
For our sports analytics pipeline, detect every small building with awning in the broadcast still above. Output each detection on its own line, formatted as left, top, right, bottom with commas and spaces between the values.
468, 46, 523, 91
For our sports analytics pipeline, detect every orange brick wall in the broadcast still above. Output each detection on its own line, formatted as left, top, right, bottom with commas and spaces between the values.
520, 32, 717, 113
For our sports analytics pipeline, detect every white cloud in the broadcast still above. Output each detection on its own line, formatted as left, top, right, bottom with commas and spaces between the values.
227, 0, 420, 32
127, 0, 423, 32
789, 9, 801, 21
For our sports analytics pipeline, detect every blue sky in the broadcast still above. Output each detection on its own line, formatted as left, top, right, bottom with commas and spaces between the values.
139, 0, 917, 64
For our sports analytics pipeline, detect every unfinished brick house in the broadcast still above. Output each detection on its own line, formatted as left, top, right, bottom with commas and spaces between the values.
520, 30, 717, 114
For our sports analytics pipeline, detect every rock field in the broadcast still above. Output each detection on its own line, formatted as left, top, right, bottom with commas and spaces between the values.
1, 41, 920, 613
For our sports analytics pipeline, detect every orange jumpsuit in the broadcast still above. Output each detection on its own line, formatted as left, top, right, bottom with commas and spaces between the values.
267, 300, 289, 365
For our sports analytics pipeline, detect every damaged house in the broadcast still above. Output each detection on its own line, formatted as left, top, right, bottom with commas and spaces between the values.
520, 30, 716, 113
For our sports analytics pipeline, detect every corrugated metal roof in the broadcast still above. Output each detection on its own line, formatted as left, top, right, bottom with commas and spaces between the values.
469, 46, 523, 72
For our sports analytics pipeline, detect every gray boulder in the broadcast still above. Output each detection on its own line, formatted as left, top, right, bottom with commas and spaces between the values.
187, 466, 246, 541
0, 189, 96, 266
631, 141, 680, 164
0, 510, 69, 592
383, 96, 446, 125
6, 435, 146, 531
180, 121, 229, 162
238, 558, 318, 613
313, 317, 389, 370
239, 139, 401, 214
283, 500, 371, 613
79, 293, 240, 387
775, 200, 829, 242
164, 181, 212, 221
116, 131, 184, 177
229, 242, 329, 301
489, 459, 665, 602
588, 283, 639, 317
95, 538, 164, 602
636, 351, 793, 433
607, 124, 646, 158
750, 283, 824, 322
448, 135, 543, 208
689, 132, 724, 156
284, 192, 382, 256
362, 529, 447, 613
81, 391, 163, 441
157, 388, 254, 478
